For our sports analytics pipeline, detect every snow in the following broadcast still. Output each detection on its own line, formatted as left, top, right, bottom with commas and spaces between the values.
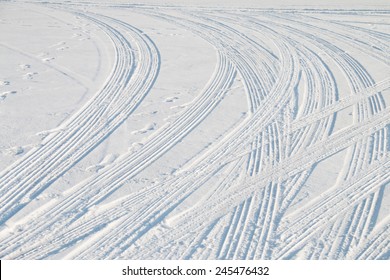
0, 0, 389, 260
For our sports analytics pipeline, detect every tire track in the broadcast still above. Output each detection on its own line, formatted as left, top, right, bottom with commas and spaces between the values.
347, 216, 390, 259
58, 9, 390, 258
6, 14, 299, 259
116, 108, 389, 259
0, 9, 160, 224
275, 159, 389, 259
0, 6, 388, 260
0, 8, 239, 259
253, 11, 388, 259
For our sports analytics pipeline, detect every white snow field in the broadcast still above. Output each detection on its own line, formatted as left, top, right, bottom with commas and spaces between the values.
0, 0, 389, 260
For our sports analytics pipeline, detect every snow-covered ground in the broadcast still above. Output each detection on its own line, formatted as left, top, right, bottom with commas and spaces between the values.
0, 0, 389, 259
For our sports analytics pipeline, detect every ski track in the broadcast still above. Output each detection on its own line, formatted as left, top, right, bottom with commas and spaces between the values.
0, 3, 389, 260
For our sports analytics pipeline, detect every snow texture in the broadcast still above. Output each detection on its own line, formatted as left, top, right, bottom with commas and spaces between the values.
0, 0, 389, 260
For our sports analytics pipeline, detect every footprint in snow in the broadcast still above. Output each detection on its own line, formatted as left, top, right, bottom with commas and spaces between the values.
0, 91, 17, 100
42, 57, 55, 62
19, 64, 31, 70
8, 146, 24, 155
164, 96, 179, 103
85, 154, 118, 172
56, 46, 69, 51
129, 142, 144, 151
131, 123, 157, 135
86, 164, 104, 173
50, 41, 66, 48
0, 81, 10, 86
23, 72, 38, 80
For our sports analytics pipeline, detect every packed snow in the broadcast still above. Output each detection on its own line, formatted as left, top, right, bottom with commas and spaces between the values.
0, 0, 389, 259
